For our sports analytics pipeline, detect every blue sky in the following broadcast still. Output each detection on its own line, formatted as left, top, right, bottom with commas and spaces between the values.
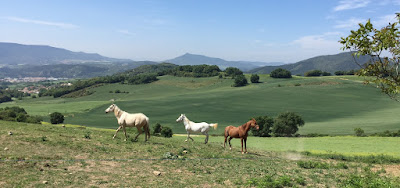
1, 0, 399, 63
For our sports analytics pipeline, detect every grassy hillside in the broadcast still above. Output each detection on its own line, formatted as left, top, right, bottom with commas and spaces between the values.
1, 74, 399, 135
1, 121, 400, 187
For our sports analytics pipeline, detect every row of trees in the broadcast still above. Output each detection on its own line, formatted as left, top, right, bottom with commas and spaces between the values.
268, 68, 358, 78
164, 64, 221, 77
0, 89, 29, 104
0, 106, 42, 124
251, 112, 305, 137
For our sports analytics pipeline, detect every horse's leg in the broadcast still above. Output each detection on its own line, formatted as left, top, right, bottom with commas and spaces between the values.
204, 132, 209, 144
244, 137, 248, 154
134, 127, 143, 141
224, 135, 227, 148
185, 133, 190, 142
123, 126, 128, 141
228, 137, 233, 150
241, 138, 244, 154
113, 126, 122, 139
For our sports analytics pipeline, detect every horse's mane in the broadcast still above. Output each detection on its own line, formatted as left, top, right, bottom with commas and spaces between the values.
113, 104, 124, 118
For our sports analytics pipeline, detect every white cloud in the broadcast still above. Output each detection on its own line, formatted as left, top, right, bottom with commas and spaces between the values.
333, 0, 370, 12
117, 29, 135, 36
5, 16, 78, 29
291, 33, 342, 51
373, 14, 397, 28
334, 18, 366, 29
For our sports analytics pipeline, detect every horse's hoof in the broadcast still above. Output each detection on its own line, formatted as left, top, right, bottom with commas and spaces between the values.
242, 152, 245, 154
185, 140, 188, 142
230, 148, 232, 150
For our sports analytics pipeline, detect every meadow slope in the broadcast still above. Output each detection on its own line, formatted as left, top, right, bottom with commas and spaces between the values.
1, 75, 399, 135
1, 121, 400, 187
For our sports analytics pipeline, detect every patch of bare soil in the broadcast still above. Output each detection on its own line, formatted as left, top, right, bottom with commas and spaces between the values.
373, 164, 400, 177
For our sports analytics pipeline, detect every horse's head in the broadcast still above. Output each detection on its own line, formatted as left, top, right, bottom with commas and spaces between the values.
105, 104, 116, 113
250, 118, 259, 130
176, 114, 185, 122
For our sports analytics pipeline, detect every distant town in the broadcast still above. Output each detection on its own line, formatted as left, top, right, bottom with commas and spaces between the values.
0, 77, 66, 83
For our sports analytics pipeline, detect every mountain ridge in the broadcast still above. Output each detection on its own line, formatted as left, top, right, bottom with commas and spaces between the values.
248, 52, 370, 75
164, 53, 283, 71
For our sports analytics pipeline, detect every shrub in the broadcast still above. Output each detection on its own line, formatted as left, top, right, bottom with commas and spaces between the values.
16, 114, 27, 122
322, 71, 331, 76
304, 70, 322, 77
270, 68, 292, 78
161, 126, 173, 138
153, 123, 162, 136
233, 74, 248, 87
354, 128, 366, 137
250, 74, 260, 83
225, 67, 243, 78
50, 112, 64, 124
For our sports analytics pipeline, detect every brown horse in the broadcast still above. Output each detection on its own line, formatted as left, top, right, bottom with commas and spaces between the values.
224, 119, 259, 154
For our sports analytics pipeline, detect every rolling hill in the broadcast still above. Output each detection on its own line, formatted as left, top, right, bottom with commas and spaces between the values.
0, 42, 159, 78
248, 52, 370, 75
2, 74, 399, 136
165, 53, 283, 71
0, 42, 122, 65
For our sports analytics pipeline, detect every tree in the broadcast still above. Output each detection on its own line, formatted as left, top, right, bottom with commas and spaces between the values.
250, 74, 260, 83
270, 68, 292, 78
161, 126, 173, 138
251, 116, 274, 137
50, 112, 64, 124
322, 72, 331, 76
271, 112, 305, 137
304, 70, 322, 77
340, 13, 400, 101
153, 123, 162, 136
225, 67, 243, 78
233, 74, 248, 87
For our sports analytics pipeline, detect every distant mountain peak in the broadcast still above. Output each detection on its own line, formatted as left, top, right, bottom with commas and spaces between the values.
165, 53, 276, 71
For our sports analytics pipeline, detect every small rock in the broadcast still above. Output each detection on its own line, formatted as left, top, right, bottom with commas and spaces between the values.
8, 131, 13, 135
4, 147, 9, 151
62, 124, 65, 128
42, 181, 48, 184
153, 171, 161, 176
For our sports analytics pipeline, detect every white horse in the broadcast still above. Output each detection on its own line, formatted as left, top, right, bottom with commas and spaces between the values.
176, 114, 218, 144
105, 104, 150, 141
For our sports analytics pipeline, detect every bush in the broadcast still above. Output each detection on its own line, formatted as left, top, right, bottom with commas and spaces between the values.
271, 112, 305, 137
161, 126, 173, 138
354, 128, 366, 137
270, 68, 292, 78
225, 67, 243, 78
304, 70, 322, 77
252, 116, 274, 137
250, 74, 260, 83
50, 112, 64, 124
322, 71, 331, 76
153, 123, 162, 136
233, 74, 248, 87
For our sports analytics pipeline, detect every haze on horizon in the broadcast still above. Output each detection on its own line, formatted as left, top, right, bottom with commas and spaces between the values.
0, 0, 399, 64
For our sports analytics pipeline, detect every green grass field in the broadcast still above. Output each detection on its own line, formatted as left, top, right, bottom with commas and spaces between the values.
1, 74, 399, 135
1, 121, 400, 187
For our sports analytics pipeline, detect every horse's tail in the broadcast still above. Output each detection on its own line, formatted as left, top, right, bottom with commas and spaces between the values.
145, 117, 150, 139
211, 123, 218, 130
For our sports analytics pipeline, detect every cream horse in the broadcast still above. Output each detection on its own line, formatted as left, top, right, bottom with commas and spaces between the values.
105, 104, 150, 141
176, 114, 218, 144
